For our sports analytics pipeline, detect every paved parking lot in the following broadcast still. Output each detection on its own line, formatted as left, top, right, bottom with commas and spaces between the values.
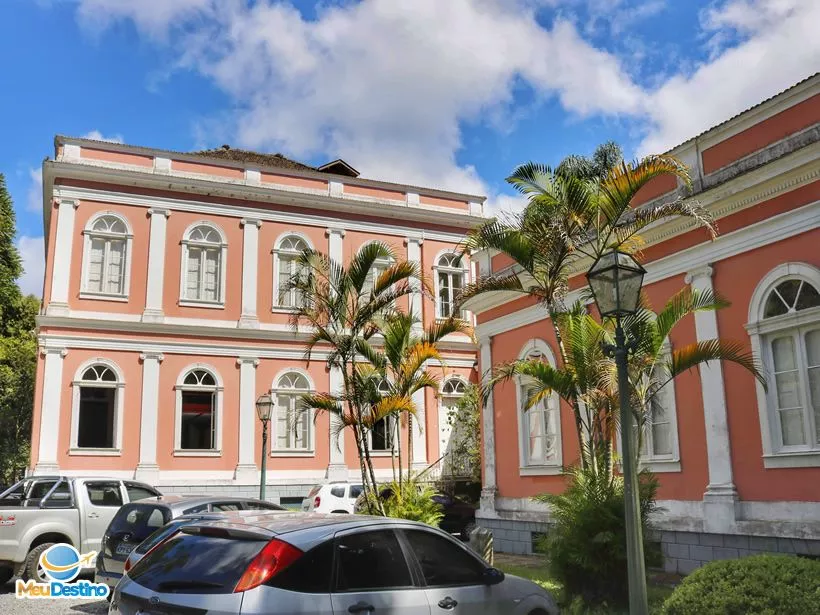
0, 578, 108, 614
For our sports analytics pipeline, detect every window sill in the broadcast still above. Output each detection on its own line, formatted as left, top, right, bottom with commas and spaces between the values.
639, 459, 681, 473
173, 450, 222, 457
370, 451, 396, 457
79, 292, 128, 303
271, 306, 299, 314
519, 465, 562, 476
69, 448, 121, 456
271, 450, 315, 457
763, 450, 820, 468
178, 300, 225, 310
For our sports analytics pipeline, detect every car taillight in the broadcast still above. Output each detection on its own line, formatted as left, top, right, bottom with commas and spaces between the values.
234, 539, 303, 593
123, 557, 132, 573
313, 496, 321, 508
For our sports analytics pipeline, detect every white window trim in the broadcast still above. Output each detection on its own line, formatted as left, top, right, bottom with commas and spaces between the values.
271, 368, 315, 455
515, 339, 562, 474
368, 378, 399, 455
69, 358, 125, 455
179, 222, 228, 308
433, 249, 470, 321
746, 263, 820, 468
272, 232, 313, 312
639, 342, 681, 473
174, 364, 224, 456
80, 212, 133, 300
439, 376, 469, 472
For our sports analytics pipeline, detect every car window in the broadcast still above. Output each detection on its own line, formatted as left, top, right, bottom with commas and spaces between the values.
307, 485, 321, 497
135, 519, 190, 555
182, 504, 209, 514
244, 501, 285, 511
330, 486, 345, 498
267, 541, 333, 593
129, 533, 267, 593
335, 530, 413, 592
108, 504, 171, 542
211, 502, 241, 512
28, 480, 71, 499
85, 481, 123, 507
125, 483, 159, 502
349, 485, 363, 499
402, 530, 485, 587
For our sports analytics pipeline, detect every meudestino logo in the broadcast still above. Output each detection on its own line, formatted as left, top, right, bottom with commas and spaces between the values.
15, 544, 110, 599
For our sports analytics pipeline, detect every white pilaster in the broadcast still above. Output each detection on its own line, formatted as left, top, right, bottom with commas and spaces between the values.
135, 352, 164, 483
685, 265, 738, 533
34, 348, 67, 474
47, 199, 79, 316
326, 227, 345, 263
328, 181, 344, 198
479, 338, 498, 516
406, 237, 424, 329
143, 208, 170, 323
235, 357, 261, 483
411, 387, 428, 471
326, 365, 348, 480
239, 218, 262, 328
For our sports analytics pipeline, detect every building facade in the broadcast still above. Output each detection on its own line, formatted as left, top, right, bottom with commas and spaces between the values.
470, 75, 820, 571
32, 136, 483, 506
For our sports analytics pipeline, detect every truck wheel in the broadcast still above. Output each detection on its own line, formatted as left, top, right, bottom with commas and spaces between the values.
24, 543, 54, 583
0, 566, 12, 586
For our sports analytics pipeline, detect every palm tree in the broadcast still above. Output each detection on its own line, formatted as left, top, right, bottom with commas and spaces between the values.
359, 312, 472, 487
483, 289, 764, 473
288, 241, 425, 506
459, 144, 717, 469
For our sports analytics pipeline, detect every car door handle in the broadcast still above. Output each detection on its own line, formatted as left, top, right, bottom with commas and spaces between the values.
438, 596, 458, 610
87, 512, 99, 519
348, 602, 375, 613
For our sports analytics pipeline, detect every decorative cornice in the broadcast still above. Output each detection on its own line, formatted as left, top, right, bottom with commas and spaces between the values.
139, 352, 165, 362
684, 265, 714, 285
40, 347, 67, 358
325, 227, 346, 237
146, 208, 171, 218
55, 198, 79, 209
240, 218, 263, 228
236, 357, 261, 367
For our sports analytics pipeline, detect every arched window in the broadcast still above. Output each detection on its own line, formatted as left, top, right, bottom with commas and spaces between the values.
439, 377, 469, 475
175, 366, 223, 453
516, 340, 562, 473
81, 213, 132, 298
70, 360, 124, 452
272, 371, 313, 452
371, 379, 396, 452
180, 223, 226, 305
273, 234, 311, 309
435, 252, 468, 319
749, 264, 820, 463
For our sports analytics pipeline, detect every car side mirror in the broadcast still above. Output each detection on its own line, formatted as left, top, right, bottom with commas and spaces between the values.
482, 567, 505, 586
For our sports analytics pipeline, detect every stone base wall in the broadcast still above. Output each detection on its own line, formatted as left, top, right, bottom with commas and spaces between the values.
159, 483, 313, 506
477, 514, 820, 573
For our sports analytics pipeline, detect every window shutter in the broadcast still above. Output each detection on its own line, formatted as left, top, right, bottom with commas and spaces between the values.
278, 256, 292, 306
276, 396, 290, 449
87, 238, 105, 293
106, 239, 125, 294
203, 249, 220, 302
186, 246, 202, 300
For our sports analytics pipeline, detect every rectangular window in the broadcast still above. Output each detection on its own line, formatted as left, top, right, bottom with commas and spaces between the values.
180, 391, 216, 450
85, 481, 123, 507
275, 394, 309, 451
521, 384, 557, 466
186, 246, 221, 302
771, 334, 806, 446
804, 329, 820, 445
371, 417, 395, 452
77, 387, 116, 448
87, 238, 105, 293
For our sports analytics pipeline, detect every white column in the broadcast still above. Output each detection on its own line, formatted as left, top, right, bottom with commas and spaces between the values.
235, 357, 261, 483
685, 265, 738, 533
406, 236, 424, 329
479, 337, 498, 516
142, 208, 170, 322
135, 352, 163, 483
239, 218, 262, 328
326, 365, 348, 480
326, 227, 345, 263
47, 199, 79, 316
411, 388, 428, 471
34, 348, 67, 474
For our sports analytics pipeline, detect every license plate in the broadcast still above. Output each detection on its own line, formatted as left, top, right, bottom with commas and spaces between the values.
115, 543, 134, 556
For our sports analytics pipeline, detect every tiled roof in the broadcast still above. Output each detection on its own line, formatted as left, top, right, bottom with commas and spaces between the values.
189, 145, 317, 172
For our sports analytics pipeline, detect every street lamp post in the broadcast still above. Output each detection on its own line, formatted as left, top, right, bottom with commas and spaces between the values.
587, 249, 648, 615
255, 393, 274, 501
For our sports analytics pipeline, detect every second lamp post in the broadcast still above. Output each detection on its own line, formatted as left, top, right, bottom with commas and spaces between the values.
587, 249, 649, 615
255, 392, 274, 501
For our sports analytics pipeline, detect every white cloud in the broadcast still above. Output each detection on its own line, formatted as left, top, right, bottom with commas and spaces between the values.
81, 130, 124, 143
76, 0, 215, 39
638, 0, 820, 154
17, 236, 45, 297
26, 168, 43, 213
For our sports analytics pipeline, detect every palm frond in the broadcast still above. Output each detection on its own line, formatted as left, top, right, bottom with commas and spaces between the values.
667, 339, 766, 388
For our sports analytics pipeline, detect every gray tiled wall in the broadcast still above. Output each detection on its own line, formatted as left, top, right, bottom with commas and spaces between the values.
159, 483, 312, 505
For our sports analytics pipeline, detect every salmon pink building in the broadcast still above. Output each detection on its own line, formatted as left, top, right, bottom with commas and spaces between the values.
469, 75, 820, 571
32, 136, 483, 507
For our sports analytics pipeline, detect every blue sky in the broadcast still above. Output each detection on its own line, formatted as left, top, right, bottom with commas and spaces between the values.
1, 0, 817, 295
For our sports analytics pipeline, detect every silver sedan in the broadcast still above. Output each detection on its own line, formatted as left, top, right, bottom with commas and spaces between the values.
109, 511, 558, 614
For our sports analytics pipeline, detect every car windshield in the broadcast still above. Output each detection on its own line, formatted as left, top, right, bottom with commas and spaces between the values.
108, 504, 171, 543
129, 533, 267, 593
135, 518, 194, 555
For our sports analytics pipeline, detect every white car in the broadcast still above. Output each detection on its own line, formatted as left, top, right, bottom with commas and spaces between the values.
301, 482, 363, 513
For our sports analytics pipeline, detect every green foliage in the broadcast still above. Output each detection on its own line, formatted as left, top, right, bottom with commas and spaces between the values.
661, 555, 820, 615
444, 383, 481, 482
535, 465, 661, 609
364, 479, 444, 527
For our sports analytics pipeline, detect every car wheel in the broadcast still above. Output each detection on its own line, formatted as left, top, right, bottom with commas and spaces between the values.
25, 543, 54, 583
0, 566, 12, 586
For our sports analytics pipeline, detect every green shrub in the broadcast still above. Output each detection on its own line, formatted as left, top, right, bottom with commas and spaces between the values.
361, 478, 444, 526
661, 554, 820, 615
535, 466, 660, 609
